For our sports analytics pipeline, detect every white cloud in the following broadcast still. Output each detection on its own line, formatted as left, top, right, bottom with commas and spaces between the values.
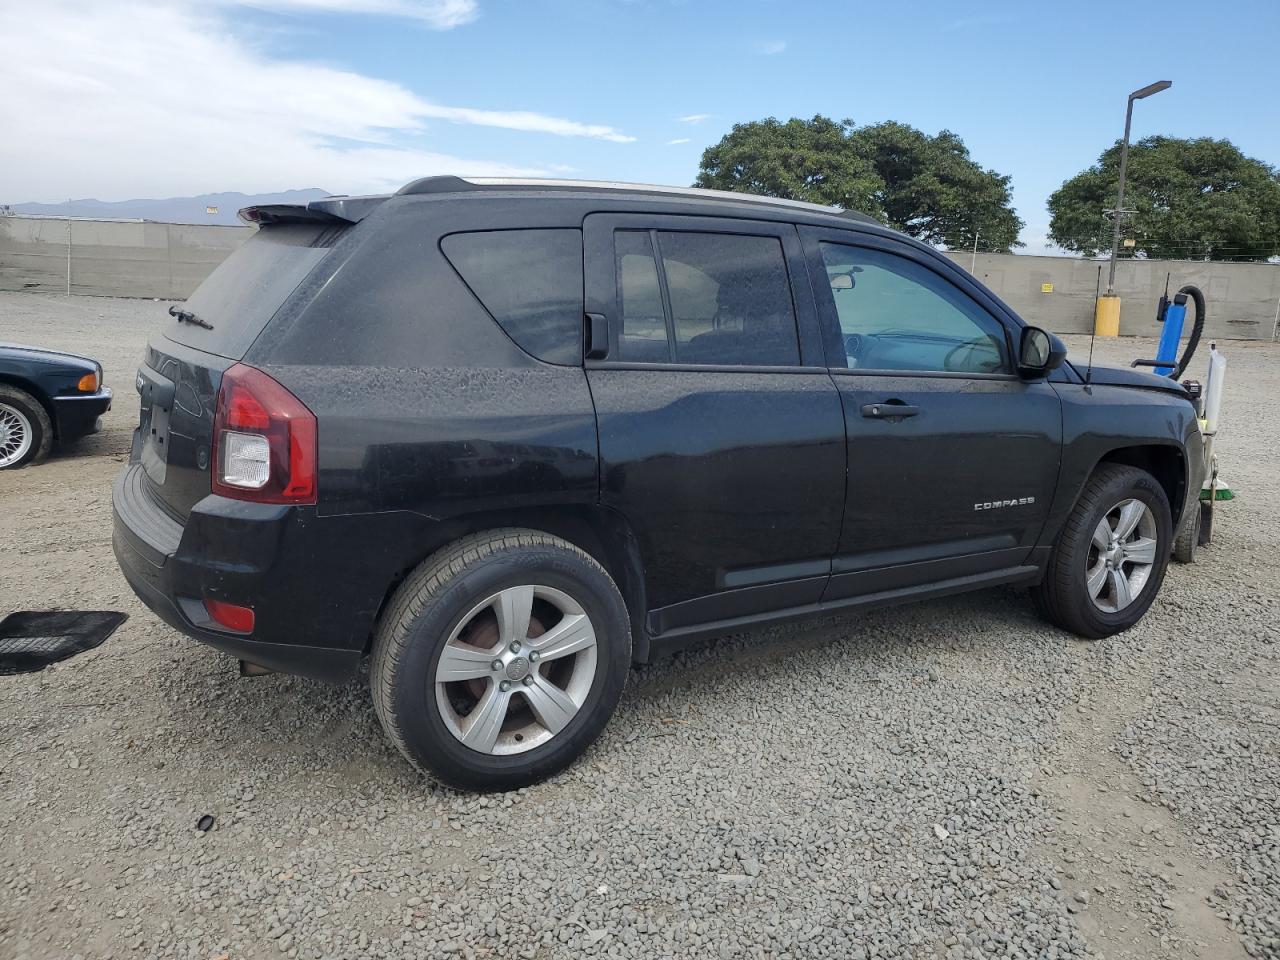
676, 114, 711, 124
666, 138, 691, 145
414, 104, 634, 142
223, 0, 478, 28
757, 40, 786, 55
0, 0, 632, 202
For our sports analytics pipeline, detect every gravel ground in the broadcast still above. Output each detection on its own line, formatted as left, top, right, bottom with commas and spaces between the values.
1, 290, 1277, 960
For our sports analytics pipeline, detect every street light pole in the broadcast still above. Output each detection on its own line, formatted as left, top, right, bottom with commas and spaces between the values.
1105, 80, 1171, 295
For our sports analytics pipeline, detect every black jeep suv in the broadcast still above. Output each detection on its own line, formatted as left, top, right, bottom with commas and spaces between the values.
113, 176, 1203, 789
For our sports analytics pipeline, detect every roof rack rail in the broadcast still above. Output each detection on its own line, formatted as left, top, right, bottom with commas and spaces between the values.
394, 175, 880, 223
836, 209, 880, 226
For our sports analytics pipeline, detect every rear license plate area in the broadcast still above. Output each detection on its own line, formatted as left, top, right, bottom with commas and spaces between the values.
136, 365, 175, 485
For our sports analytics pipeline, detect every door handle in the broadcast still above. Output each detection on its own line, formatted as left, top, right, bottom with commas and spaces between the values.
861, 401, 919, 419
585, 313, 610, 360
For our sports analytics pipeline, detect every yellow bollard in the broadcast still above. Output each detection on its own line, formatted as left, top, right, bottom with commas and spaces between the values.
1094, 295, 1121, 337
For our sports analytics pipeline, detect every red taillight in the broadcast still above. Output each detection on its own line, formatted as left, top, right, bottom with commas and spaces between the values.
212, 363, 317, 504
204, 598, 255, 633
226, 385, 270, 431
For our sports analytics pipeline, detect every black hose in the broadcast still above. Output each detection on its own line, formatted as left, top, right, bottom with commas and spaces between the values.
1173, 284, 1206, 379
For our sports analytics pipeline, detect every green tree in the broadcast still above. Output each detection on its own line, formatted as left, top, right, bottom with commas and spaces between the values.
1048, 136, 1280, 261
694, 115, 1024, 252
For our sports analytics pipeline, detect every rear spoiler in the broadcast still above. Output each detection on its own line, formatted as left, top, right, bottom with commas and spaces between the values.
238, 194, 388, 226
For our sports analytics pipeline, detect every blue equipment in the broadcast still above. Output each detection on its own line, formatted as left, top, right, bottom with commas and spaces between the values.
1154, 294, 1187, 375
1132, 279, 1230, 560
1132, 276, 1206, 379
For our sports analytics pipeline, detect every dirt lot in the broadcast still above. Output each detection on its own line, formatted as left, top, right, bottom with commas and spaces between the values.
1, 290, 1277, 960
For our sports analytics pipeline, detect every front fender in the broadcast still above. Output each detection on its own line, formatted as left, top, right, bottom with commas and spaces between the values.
1041, 382, 1201, 548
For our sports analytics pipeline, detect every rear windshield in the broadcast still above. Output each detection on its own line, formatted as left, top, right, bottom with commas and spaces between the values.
163, 223, 344, 359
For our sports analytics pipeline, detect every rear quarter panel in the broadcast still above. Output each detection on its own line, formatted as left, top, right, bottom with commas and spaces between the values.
243, 196, 601, 649
270, 363, 598, 520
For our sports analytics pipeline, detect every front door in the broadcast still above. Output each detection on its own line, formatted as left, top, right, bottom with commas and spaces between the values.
799, 227, 1062, 600
583, 213, 846, 636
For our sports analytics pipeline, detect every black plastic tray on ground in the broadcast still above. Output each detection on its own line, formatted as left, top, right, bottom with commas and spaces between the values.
0, 611, 127, 675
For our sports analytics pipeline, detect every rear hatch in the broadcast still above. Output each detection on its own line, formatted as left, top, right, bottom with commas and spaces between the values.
135, 222, 346, 520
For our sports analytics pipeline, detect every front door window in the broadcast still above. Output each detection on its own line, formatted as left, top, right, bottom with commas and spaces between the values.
819, 242, 1008, 374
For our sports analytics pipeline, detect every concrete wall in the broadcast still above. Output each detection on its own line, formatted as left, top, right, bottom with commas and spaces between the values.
2, 214, 1277, 338
944, 251, 1280, 340
0, 216, 253, 299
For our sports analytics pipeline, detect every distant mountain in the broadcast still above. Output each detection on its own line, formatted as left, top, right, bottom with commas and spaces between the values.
5, 189, 331, 226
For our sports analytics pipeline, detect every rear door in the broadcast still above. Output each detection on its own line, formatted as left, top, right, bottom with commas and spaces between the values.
583, 213, 846, 637
799, 226, 1062, 599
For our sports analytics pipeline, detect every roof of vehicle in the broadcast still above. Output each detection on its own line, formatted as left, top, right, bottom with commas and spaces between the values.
242, 176, 884, 229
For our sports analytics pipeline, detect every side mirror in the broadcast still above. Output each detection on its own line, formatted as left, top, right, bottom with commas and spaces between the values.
1018, 326, 1066, 377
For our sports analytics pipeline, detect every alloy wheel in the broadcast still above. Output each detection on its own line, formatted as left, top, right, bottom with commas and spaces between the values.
433, 585, 598, 755
1085, 498, 1158, 613
0, 402, 34, 468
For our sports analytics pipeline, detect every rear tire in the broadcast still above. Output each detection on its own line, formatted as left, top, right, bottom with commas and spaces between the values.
1033, 464, 1172, 639
371, 529, 630, 791
0, 385, 52, 470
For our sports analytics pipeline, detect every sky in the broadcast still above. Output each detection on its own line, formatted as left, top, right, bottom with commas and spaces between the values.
2, 0, 1278, 253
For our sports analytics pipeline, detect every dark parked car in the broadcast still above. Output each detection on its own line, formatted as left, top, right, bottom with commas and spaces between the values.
0, 343, 112, 469
112, 177, 1203, 789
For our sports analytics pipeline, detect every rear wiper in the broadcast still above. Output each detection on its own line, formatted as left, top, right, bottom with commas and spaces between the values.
168, 305, 214, 330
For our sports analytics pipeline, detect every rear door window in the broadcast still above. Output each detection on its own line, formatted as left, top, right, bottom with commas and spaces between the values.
165, 223, 343, 360
615, 230, 670, 363
613, 229, 800, 366
441, 229, 584, 365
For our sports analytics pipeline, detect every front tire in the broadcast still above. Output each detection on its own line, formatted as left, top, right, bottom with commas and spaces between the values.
371, 529, 630, 791
1033, 464, 1172, 639
0, 386, 53, 470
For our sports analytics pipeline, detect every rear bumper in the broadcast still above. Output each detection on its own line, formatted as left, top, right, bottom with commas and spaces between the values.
53, 387, 112, 440
111, 461, 363, 682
